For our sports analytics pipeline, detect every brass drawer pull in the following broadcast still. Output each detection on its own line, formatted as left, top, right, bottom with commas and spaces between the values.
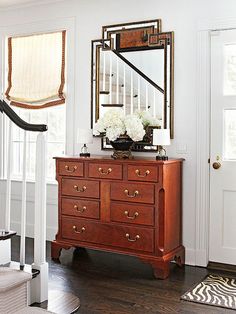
74, 205, 86, 213
124, 211, 139, 220
73, 226, 85, 234
124, 189, 139, 198
65, 165, 77, 173
126, 233, 140, 242
135, 169, 150, 177
74, 185, 87, 192
98, 167, 112, 175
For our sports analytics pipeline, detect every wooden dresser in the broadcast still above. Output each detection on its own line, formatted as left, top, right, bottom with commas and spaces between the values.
52, 156, 185, 279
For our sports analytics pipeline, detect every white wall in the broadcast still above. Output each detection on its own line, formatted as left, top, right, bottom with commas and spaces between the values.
1, 0, 236, 265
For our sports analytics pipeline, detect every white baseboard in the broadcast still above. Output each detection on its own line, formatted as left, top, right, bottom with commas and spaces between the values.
11, 221, 57, 242
185, 248, 196, 266
195, 249, 208, 267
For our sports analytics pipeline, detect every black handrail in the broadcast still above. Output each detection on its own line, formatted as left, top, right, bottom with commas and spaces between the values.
102, 42, 164, 94
0, 100, 47, 132
112, 49, 164, 94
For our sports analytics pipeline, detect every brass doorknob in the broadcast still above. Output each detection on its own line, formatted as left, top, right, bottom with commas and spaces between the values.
212, 161, 221, 169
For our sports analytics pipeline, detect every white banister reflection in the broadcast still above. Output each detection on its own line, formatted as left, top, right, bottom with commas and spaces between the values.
109, 52, 112, 104
131, 71, 134, 114
116, 58, 119, 104
123, 63, 126, 115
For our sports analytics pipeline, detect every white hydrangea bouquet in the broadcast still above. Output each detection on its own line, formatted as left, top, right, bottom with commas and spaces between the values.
93, 108, 160, 142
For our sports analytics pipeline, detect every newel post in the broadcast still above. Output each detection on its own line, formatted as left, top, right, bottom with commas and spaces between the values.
30, 132, 48, 303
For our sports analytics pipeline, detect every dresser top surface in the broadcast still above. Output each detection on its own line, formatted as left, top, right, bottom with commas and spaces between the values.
54, 155, 184, 164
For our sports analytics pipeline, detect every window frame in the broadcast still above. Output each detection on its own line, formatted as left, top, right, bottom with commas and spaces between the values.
0, 17, 76, 183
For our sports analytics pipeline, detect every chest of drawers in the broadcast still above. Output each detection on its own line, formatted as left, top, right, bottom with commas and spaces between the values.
51, 156, 185, 279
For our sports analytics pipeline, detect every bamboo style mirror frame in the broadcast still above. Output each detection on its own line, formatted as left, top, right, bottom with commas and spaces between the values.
91, 19, 174, 151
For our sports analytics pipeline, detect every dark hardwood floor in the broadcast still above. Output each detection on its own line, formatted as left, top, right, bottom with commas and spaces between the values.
11, 237, 235, 313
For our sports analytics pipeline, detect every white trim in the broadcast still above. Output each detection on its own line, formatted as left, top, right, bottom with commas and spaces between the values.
0, 0, 66, 12
195, 30, 211, 267
198, 17, 236, 31
185, 248, 196, 266
196, 17, 236, 267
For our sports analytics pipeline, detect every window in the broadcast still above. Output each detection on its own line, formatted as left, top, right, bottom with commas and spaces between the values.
12, 105, 65, 181
224, 109, 236, 160
5, 31, 66, 181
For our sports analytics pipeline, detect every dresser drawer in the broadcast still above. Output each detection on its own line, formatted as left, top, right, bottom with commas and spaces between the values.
62, 217, 107, 244
110, 182, 155, 204
61, 179, 99, 198
62, 217, 154, 253
110, 224, 154, 253
128, 165, 159, 182
58, 161, 84, 177
111, 202, 154, 226
88, 163, 122, 180
62, 198, 100, 219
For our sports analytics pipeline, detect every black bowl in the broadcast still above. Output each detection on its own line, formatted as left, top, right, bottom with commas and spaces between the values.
110, 137, 133, 151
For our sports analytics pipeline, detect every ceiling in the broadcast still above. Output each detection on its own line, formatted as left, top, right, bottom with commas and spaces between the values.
0, 0, 62, 9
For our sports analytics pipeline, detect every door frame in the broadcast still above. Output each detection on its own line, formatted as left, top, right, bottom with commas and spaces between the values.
196, 17, 236, 267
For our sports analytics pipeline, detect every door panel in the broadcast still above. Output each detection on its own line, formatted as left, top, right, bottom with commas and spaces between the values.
210, 29, 236, 264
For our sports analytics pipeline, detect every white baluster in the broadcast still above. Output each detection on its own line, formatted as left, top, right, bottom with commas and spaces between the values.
5, 120, 12, 232
30, 133, 48, 304
138, 76, 141, 110
123, 63, 126, 115
145, 83, 149, 111
131, 71, 134, 114
116, 58, 119, 104
20, 130, 27, 266
109, 52, 112, 104
153, 88, 156, 117
102, 50, 106, 91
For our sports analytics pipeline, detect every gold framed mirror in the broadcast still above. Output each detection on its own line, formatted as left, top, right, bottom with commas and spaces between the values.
91, 19, 174, 151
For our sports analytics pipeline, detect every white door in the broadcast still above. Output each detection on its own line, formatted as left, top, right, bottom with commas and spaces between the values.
209, 29, 236, 264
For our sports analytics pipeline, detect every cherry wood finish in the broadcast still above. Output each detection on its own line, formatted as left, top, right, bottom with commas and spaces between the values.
110, 202, 154, 226
58, 161, 84, 177
62, 217, 154, 253
88, 162, 123, 180
52, 156, 185, 279
127, 164, 159, 182
61, 198, 100, 220
110, 182, 155, 204
61, 178, 100, 198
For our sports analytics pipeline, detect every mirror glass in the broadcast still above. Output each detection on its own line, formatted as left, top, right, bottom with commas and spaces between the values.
91, 20, 174, 151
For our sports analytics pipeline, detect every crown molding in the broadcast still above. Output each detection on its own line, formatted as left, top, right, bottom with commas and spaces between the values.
0, 0, 65, 12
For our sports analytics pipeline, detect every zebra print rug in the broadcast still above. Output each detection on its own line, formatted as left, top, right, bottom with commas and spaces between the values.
181, 274, 236, 310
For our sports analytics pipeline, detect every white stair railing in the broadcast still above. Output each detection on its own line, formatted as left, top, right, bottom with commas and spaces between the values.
5, 120, 12, 233
30, 132, 48, 304
0, 100, 48, 304
20, 131, 27, 266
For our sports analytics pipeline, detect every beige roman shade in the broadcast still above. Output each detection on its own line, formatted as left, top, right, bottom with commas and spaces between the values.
5, 30, 66, 109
